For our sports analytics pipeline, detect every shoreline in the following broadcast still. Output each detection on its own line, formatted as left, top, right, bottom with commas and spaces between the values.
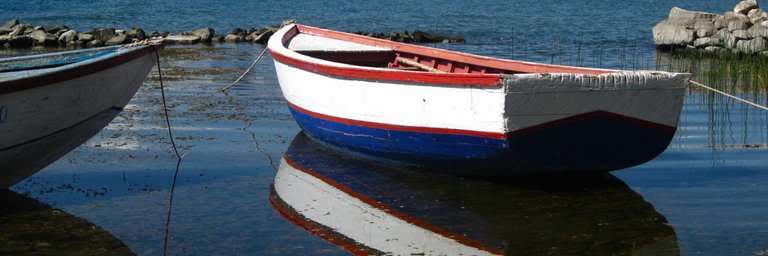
0, 19, 465, 50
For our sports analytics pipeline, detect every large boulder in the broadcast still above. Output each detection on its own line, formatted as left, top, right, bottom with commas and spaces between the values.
92, 28, 116, 42
716, 29, 739, 49
694, 37, 722, 48
733, 29, 752, 39
182, 28, 214, 42
667, 7, 719, 28
694, 20, 716, 37
164, 34, 201, 44
105, 34, 129, 45
224, 34, 243, 42
127, 28, 146, 40
736, 36, 768, 53
7, 36, 34, 48
726, 12, 752, 31
58, 29, 77, 43
29, 30, 58, 46
748, 9, 768, 24
652, 20, 696, 46
734, 0, 759, 15
252, 30, 274, 44
78, 33, 94, 41
749, 23, 768, 38
2, 19, 19, 30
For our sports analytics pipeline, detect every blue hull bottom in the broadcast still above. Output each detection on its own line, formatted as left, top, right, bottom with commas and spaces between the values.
288, 105, 676, 174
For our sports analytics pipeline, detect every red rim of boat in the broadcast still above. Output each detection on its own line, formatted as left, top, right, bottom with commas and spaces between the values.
268, 24, 611, 87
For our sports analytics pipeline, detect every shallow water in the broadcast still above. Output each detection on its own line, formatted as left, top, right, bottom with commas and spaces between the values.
4, 0, 768, 255
2, 42, 765, 255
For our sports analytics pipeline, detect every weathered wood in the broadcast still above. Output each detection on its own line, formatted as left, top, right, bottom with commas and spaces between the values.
395, 57, 445, 73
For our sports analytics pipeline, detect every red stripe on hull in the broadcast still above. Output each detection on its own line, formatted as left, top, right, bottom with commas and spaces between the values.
270, 49, 502, 86
286, 101, 508, 140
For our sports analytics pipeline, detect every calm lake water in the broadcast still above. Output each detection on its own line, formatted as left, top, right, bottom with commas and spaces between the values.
3, 0, 768, 255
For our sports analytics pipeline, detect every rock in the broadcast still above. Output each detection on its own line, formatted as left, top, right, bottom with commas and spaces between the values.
704, 46, 723, 52
734, 0, 759, 15
230, 28, 246, 37
148, 31, 161, 38
727, 13, 752, 31
59, 29, 77, 42
652, 20, 696, 46
716, 29, 739, 49
88, 39, 104, 47
0, 27, 12, 35
7, 36, 34, 48
713, 16, 727, 29
694, 37, 722, 48
748, 23, 768, 38
29, 30, 47, 42
244, 32, 258, 42
667, 7, 719, 28
224, 34, 243, 42
748, 9, 768, 23
182, 28, 214, 42
29, 30, 58, 46
105, 34, 129, 45
2, 19, 19, 29
115, 29, 125, 35
252, 30, 274, 44
410, 30, 447, 43
78, 33, 94, 41
127, 28, 146, 40
92, 28, 115, 42
10, 25, 24, 37
733, 29, 752, 39
212, 35, 225, 43
44, 25, 68, 34
164, 34, 201, 44
736, 36, 768, 53
697, 28, 715, 37
0, 35, 9, 45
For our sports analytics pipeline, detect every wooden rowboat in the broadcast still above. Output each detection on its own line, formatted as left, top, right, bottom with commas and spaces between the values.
0, 42, 162, 188
267, 24, 690, 174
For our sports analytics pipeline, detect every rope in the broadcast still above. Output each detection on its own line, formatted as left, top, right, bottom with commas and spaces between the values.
220, 19, 295, 91
153, 46, 182, 159
690, 80, 768, 112
219, 47, 269, 91
152, 45, 183, 255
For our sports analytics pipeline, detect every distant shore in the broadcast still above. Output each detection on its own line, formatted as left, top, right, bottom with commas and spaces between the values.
0, 19, 465, 50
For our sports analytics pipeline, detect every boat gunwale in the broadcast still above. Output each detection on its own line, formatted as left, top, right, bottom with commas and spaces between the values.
268, 24, 623, 87
0, 43, 162, 94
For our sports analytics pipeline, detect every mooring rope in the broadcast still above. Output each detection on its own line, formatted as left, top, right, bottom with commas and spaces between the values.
690, 80, 768, 112
153, 47, 182, 159
150, 44, 184, 256
219, 47, 269, 91
220, 19, 295, 91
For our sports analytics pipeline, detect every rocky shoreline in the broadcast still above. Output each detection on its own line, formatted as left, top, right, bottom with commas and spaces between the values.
653, 0, 768, 55
0, 19, 465, 49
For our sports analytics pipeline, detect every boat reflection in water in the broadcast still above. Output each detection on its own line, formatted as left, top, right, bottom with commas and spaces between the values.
271, 133, 679, 255
0, 189, 133, 254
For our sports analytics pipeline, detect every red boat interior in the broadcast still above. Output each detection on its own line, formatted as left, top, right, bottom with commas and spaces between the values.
297, 50, 519, 74
288, 25, 609, 76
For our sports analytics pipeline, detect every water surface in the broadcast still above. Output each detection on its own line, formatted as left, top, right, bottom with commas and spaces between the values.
3, 1, 768, 255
